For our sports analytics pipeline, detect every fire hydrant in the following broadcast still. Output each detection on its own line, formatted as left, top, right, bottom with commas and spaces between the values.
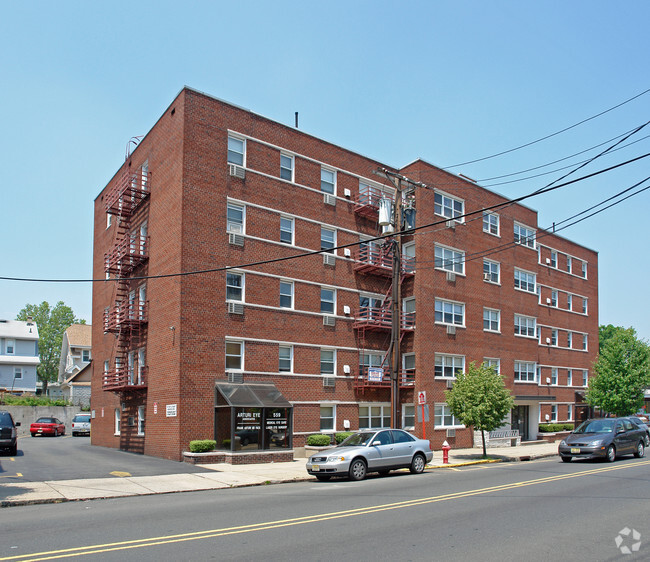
442, 440, 451, 464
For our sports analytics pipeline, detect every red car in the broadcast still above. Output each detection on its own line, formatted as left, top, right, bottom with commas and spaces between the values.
30, 417, 66, 437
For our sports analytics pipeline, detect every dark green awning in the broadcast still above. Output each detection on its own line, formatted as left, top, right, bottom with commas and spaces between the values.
215, 382, 292, 408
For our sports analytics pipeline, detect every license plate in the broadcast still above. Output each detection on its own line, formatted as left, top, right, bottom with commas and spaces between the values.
570, 447, 580, 454
38, 430, 43, 433
312, 465, 320, 471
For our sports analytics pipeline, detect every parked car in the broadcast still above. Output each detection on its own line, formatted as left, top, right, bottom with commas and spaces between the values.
306, 429, 433, 481
627, 416, 650, 446
0, 411, 20, 455
71, 414, 91, 436
30, 417, 66, 437
558, 417, 646, 462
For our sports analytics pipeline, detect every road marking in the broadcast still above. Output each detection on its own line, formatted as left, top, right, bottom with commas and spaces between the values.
0, 474, 21, 480
3, 459, 649, 561
109, 471, 131, 478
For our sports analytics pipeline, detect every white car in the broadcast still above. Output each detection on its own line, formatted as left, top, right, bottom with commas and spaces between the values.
71, 414, 91, 436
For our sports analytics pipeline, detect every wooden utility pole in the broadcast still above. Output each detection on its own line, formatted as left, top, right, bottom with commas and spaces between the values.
390, 178, 403, 428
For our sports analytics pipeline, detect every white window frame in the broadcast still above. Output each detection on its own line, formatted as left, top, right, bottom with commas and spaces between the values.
279, 280, 294, 309
359, 404, 391, 430
280, 216, 294, 245
137, 348, 146, 384
82, 349, 91, 362
483, 308, 500, 333
582, 370, 589, 387
550, 329, 558, 346
514, 268, 536, 293
137, 405, 145, 436
514, 314, 537, 338
321, 227, 336, 253
435, 245, 465, 274
434, 403, 464, 428
514, 361, 537, 383
225, 340, 244, 371
549, 250, 558, 268
567, 332, 573, 349
320, 287, 336, 315
567, 404, 573, 420
550, 405, 558, 422
104, 360, 109, 376
550, 367, 558, 385
567, 256, 572, 273
581, 261, 587, 278
320, 348, 335, 376
567, 294, 573, 311
550, 290, 558, 307
321, 167, 336, 194
434, 191, 464, 221
227, 135, 245, 166
6, 339, 15, 355
483, 259, 500, 284
514, 222, 536, 249
106, 213, 113, 229
434, 299, 465, 327
483, 358, 500, 374
402, 404, 415, 430
483, 211, 499, 236
280, 153, 294, 182
13, 367, 22, 380
226, 272, 244, 302
226, 202, 245, 234
115, 408, 121, 436
434, 354, 465, 379
403, 297, 416, 328
582, 298, 588, 314
279, 345, 293, 373
582, 334, 588, 351
320, 404, 336, 432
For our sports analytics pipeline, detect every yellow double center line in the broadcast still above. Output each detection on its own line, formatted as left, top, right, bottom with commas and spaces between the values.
3, 460, 649, 561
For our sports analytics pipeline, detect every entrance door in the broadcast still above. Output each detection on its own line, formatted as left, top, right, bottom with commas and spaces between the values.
511, 405, 529, 441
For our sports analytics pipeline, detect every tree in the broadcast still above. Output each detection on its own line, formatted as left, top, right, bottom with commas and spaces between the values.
599, 324, 623, 354
445, 361, 515, 458
16, 302, 85, 394
586, 327, 650, 416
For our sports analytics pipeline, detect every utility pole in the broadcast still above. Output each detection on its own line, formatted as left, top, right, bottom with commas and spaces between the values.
390, 178, 403, 428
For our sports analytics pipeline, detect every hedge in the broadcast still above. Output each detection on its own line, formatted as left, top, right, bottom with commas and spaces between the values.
538, 423, 574, 433
189, 439, 217, 452
306, 434, 332, 446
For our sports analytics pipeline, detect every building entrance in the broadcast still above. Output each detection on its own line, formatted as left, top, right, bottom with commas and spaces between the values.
511, 405, 530, 441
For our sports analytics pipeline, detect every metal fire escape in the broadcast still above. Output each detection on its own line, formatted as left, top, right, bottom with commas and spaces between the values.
102, 167, 150, 393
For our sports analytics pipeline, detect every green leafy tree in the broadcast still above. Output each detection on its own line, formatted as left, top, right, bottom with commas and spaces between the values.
16, 301, 85, 394
445, 361, 515, 458
587, 327, 650, 416
598, 324, 623, 354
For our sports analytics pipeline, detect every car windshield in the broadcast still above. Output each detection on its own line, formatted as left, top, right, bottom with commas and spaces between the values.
338, 432, 377, 447
574, 420, 615, 434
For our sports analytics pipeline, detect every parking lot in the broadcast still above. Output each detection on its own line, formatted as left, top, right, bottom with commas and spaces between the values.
0, 433, 214, 482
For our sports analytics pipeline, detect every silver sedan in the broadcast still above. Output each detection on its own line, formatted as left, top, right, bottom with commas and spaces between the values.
306, 429, 433, 481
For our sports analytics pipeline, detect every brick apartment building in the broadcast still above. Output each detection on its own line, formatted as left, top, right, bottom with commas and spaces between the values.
91, 87, 598, 461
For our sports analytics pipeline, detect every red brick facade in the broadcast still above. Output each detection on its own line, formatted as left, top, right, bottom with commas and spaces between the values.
91, 88, 598, 461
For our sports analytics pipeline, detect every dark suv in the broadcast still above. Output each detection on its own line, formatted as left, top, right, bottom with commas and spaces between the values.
0, 411, 20, 456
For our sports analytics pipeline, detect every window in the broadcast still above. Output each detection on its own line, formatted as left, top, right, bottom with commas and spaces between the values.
550, 405, 558, 422
582, 370, 588, 386
320, 288, 335, 314
514, 361, 537, 382
550, 290, 558, 307
514, 269, 536, 293
104, 360, 109, 376
483, 259, 500, 283
403, 298, 416, 328
127, 351, 135, 383
138, 348, 146, 384
402, 353, 415, 375
567, 404, 573, 420
402, 242, 416, 273
360, 295, 383, 319
567, 294, 573, 311
226, 272, 243, 301
435, 354, 464, 378
514, 223, 536, 249
320, 349, 335, 375
434, 192, 464, 220
320, 405, 335, 431
106, 213, 113, 229
435, 299, 464, 326
139, 285, 146, 319
550, 329, 558, 346
141, 161, 149, 191
549, 250, 557, 268
567, 370, 573, 386
514, 315, 536, 338
225, 340, 243, 371
551, 367, 558, 385
402, 404, 415, 429
359, 404, 390, 429
13, 367, 22, 380
115, 408, 121, 435
6, 339, 15, 355
581, 262, 587, 278
567, 256, 572, 273
435, 245, 464, 274
137, 405, 145, 436
227, 135, 245, 166
280, 216, 294, 244
321, 227, 336, 253
582, 298, 588, 314
321, 168, 335, 194
280, 153, 293, 181
227, 202, 244, 233
582, 334, 588, 351
434, 404, 461, 428
279, 281, 293, 309
483, 358, 500, 374
483, 308, 500, 332
279, 346, 293, 373
483, 212, 499, 235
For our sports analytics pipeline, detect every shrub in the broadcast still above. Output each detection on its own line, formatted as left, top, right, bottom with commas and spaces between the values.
189, 439, 216, 453
335, 432, 353, 444
538, 423, 574, 433
0, 394, 70, 407
306, 434, 331, 446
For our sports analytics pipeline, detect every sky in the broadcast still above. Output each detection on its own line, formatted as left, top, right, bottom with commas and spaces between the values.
0, 1, 649, 340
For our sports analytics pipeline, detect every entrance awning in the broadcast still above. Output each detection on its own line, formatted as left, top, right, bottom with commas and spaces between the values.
215, 382, 292, 408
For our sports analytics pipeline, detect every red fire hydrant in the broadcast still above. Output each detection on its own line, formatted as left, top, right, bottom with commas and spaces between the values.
442, 440, 451, 464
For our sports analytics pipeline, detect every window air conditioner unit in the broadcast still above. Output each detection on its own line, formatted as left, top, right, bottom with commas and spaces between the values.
343, 188, 352, 198
227, 371, 244, 384
446, 428, 456, 438
344, 248, 351, 257
483, 272, 491, 282
323, 315, 336, 327
228, 164, 245, 179
446, 325, 456, 335
446, 271, 456, 282
323, 377, 336, 387
446, 219, 455, 229
446, 379, 454, 389
343, 364, 351, 374
343, 305, 351, 315
324, 194, 336, 206
323, 253, 336, 266
227, 302, 244, 315
228, 233, 244, 246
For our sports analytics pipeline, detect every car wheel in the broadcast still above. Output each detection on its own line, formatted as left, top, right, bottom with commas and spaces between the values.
315, 474, 332, 481
53, 429, 58, 437
348, 458, 367, 481
606, 444, 616, 462
410, 453, 426, 474
634, 441, 645, 458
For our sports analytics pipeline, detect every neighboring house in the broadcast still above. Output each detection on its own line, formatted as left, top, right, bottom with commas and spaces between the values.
91, 87, 598, 461
0, 318, 40, 394
58, 324, 92, 405
61, 361, 92, 407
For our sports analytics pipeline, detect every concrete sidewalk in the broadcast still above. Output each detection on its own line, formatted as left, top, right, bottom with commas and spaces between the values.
0, 441, 559, 507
